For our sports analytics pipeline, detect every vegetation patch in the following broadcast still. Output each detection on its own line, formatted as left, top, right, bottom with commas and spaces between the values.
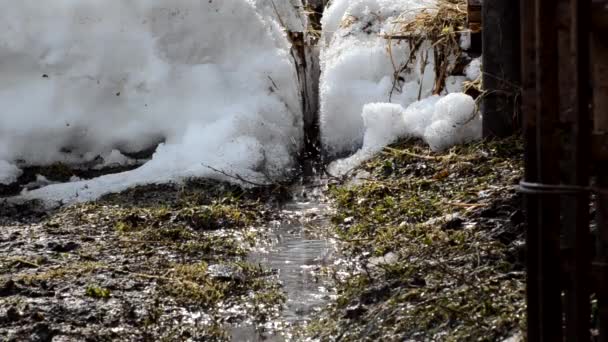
306, 137, 526, 341
85, 285, 111, 299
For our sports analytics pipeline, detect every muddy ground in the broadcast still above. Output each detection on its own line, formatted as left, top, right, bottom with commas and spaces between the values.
1, 137, 528, 341
0, 180, 293, 341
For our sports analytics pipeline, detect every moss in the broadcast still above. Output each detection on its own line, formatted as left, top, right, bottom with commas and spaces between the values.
307, 137, 526, 341
85, 285, 111, 299
159, 261, 284, 320
19, 262, 106, 283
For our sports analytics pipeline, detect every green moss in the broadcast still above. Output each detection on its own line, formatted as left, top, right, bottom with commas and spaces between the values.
19, 262, 106, 283
307, 137, 526, 341
85, 285, 111, 299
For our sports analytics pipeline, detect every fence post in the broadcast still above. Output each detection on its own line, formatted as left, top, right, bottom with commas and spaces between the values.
560, 0, 592, 339
535, 0, 564, 339
520, 0, 540, 339
592, 2, 608, 338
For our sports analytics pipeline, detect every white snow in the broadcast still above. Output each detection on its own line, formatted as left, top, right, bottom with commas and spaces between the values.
328, 103, 407, 174
459, 31, 472, 50
321, 0, 483, 174
319, 0, 439, 156
422, 93, 481, 151
1, 0, 304, 203
0, 161, 22, 185
96, 150, 137, 169
465, 58, 482, 80
2, 0, 484, 202
329, 93, 481, 175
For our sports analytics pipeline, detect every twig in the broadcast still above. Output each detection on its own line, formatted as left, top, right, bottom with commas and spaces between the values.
202, 164, 271, 187
3, 257, 40, 268
383, 147, 447, 161
444, 202, 485, 208
418, 48, 430, 100
269, 0, 287, 29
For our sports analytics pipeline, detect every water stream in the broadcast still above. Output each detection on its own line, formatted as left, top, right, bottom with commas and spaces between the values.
231, 183, 337, 341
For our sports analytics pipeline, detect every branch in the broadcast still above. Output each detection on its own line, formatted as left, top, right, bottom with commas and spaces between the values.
202, 164, 272, 187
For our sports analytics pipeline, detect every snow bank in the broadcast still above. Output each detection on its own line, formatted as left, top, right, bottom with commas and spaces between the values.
321, 0, 482, 174
0, 161, 22, 185
329, 93, 481, 175
1, 0, 303, 203
319, 0, 438, 156
329, 103, 407, 174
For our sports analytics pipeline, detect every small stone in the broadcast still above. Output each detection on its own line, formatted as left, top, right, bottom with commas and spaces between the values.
30, 323, 55, 342
0, 279, 17, 297
442, 216, 464, 230
343, 304, 367, 319
47, 241, 80, 253
368, 252, 398, 268
6, 307, 21, 322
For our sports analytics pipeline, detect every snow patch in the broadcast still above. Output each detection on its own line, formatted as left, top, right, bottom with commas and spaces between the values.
321, 0, 482, 174
2, 0, 304, 203
96, 150, 137, 169
465, 58, 482, 81
329, 93, 481, 176
423, 93, 481, 151
328, 103, 406, 175
0, 161, 22, 185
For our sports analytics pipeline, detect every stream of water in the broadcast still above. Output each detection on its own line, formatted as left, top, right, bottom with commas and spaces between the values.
231, 184, 336, 341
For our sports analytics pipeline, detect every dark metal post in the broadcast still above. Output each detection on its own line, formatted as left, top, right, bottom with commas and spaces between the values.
482, 0, 521, 138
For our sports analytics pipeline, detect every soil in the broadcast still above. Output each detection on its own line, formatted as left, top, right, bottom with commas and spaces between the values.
0, 180, 290, 341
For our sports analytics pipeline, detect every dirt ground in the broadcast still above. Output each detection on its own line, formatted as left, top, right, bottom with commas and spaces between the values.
0, 181, 290, 341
